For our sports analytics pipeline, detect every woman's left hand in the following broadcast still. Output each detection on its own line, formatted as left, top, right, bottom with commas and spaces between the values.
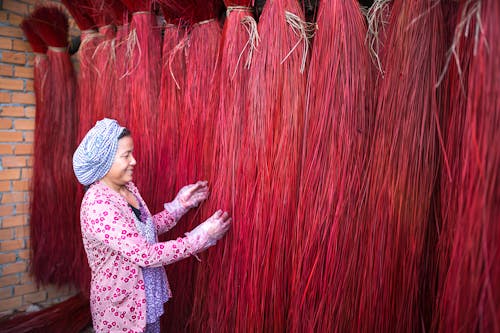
176, 180, 209, 210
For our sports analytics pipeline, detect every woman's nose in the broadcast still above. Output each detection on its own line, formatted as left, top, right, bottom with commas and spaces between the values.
130, 154, 137, 165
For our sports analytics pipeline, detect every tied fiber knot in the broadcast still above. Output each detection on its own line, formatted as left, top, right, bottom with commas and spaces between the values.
73, 118, 125, 185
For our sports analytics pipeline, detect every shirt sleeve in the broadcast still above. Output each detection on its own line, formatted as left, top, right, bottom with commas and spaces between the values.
82, 197, 210, 268
152, 209, 178, 235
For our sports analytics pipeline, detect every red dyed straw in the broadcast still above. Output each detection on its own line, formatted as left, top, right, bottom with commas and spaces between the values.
355, 0, 446, 331
434, 0, 500, 331
26, 6, 82, 288
190, 0, 256, 331
288, 0, 373, 331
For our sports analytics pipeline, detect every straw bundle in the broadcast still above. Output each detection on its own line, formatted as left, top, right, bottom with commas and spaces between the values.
26, 6, 80, 287
288, 0, 372, 331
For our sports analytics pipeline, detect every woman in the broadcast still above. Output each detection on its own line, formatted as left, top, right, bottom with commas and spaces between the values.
73, 118, 231, 332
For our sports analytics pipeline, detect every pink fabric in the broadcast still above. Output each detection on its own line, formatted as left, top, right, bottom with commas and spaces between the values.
80, 181, 209, 332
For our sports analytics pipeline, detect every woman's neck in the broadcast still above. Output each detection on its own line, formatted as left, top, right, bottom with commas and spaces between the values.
101, 178, 126, 194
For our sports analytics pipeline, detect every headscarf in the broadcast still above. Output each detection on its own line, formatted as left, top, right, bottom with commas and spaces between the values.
73, 118, 125, 186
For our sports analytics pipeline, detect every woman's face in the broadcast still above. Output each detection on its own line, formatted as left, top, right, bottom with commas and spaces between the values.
102, 136, 136, 189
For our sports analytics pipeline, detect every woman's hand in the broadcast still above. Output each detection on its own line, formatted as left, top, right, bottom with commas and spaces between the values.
203, 210, 232, 240
176, 180, 209, 210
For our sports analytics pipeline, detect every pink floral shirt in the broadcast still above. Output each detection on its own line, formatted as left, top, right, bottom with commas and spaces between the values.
80, 181, 209, 333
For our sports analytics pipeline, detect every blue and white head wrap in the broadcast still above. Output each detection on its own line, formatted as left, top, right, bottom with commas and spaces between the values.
73, 118, 125, 186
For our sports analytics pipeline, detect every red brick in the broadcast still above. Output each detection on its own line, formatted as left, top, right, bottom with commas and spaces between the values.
0, 92, 11, 103
0, 119, 12, 129
0, 27, 23, 38
0, 228, 14, 240
16, 203, 28, 214
0, 12, 8, 23
0, 144, 12, 154
15, 226, 29, 238
0, 252, 16, 264
23, 290, 47, 304
17, 249, 29, 259
0, 287, 13, 299
26, 156, 33, 167
14, 144, 32, 155
14, 66, 33, 79
25, 79, 34, 91
11, 92, 35, 104
0, 274, 19, 288
1, 192, 25, 203
0, 239, 24, 251
2, 156, 26, 167
0, 169, 20, 180
2, 261, 26, 275
0, 64, 13, 76
8, 13, 23, 26
12, 39, 29, 51
3, 215, 27, 227
0, 205, 14, 216
24, 131, 33, 142
0, 296, 22, 312
0, 78, 23, 91
3, 0, 29, 15
0, 181, 10, 192
0, 131, 23, 142
0, 37, 12, 50
20, 272, 33, 284
1, 51, 26, 65
21, 168, 31, 179
12, 180, 28, 191
25, 107, 35, 117
14, 283, 38, 296
14, 119, 34, 130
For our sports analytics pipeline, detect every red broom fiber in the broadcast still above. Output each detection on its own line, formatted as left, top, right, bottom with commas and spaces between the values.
431, 0, 473, 329
353, 0, 445, 331
288, 0, 373, 331
112, 7, 130, 126
157, 3, 223, 332
434, 0, 500, 331
60, 0, 100, 146
0, 293, 91, 333
188, 1, 255, 331
151, 3, 184, 215
27, 7, 83, 289
61, 0, 96, 31
118, 0, 161, 207
223, 0, 308, 331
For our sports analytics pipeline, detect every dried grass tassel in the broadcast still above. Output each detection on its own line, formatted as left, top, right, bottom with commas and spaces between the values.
288, 0, 373, 331
356, 0, 446, 331
189, 1, 256, 331
119, 0, 161, 207
25, 6, 81, 288
434, 0, 500, 331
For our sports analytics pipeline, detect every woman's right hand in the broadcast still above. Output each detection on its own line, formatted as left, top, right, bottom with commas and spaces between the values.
203, 210, 231, 240
185, 210, 231, 254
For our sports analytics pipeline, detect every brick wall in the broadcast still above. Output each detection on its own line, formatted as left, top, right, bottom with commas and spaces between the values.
0, 0, 79, 316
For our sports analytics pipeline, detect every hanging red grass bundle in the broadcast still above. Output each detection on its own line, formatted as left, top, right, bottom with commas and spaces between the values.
434, 0, 500, 331
61, 0, 99, 143
287, 0, 373, 331
119, 0, 161, 207
152, 3, 186, 214
154, 2, 224, 332
353, 0, 445, 331
20, 19, 48, 122
25, 6, 82, 288
227, 0, 310, 331
189, 1, 257, 331
86, 0, 117, 124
